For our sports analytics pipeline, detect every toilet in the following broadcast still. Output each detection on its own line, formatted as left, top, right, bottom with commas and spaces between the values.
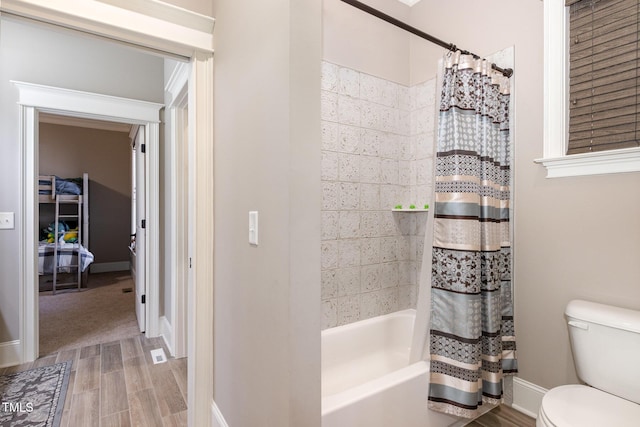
537, 300, 640, 427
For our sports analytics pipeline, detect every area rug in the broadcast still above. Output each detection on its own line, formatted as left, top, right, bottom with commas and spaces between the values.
0, 360, 71, 427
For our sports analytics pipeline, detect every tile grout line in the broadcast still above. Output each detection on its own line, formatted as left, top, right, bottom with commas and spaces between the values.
98, 344, 102, 426
122, 338, 134, 426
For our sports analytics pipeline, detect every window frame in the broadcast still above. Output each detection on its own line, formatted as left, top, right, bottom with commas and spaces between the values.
536, 0, 640, 178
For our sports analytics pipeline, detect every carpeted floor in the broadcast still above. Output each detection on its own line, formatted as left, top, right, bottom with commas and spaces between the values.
0, 360, 72, 427
39, 271, 141, 357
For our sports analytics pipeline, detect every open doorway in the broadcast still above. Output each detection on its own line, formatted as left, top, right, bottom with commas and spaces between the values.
3, 1, 214, 422
6, 14, 193, 362
14, 76, 164, 353
37, 114, 142, 355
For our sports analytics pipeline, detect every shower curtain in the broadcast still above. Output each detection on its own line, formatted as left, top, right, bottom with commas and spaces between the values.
427, 52, 517, 418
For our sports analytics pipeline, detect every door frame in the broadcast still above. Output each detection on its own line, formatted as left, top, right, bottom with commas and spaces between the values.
7, 2, 215, 425
15, 81, 163, 357
165, 61, 191, 358
132, 124, 149, 334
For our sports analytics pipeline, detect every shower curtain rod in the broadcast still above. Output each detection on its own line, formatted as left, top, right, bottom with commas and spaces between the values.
340, 0, 514, 78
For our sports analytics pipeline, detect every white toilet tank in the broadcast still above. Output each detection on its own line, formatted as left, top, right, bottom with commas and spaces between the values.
566, 299, 640, 404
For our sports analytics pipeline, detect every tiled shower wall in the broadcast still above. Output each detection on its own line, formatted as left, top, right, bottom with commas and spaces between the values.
321, 61, 437, 329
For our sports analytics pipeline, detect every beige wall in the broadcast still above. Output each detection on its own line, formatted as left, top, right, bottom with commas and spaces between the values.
408, 0, 640, 390
39, 123, 132, 265
211, 0, 321, 425
323, 0, 411, 85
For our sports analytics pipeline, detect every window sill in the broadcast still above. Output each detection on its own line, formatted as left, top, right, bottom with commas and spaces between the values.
534, 148, 640, 178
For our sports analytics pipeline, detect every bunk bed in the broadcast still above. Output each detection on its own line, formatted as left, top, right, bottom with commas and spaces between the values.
38, 173, 94, 293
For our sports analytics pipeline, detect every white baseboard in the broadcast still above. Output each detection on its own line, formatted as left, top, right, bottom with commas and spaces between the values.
0, 340, 21, 369
159, 315, 174, 357
212, 399, 229, 427
90, 261, 130, 273
512, 376, 548, 419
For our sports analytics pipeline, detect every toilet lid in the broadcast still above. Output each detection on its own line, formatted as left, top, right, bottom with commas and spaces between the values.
541, 385, 640, 427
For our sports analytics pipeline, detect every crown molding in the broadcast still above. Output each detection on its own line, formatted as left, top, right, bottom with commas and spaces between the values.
0, 0, 214, 57
96, 0, 213, 34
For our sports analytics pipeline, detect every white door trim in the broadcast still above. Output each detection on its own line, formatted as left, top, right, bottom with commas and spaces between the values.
165, 61, 191, 358
189, 51, 215, 427
145, 121, 161, 337
133, 124, 150, 334
18, 103, 39, 362
15, 81, 163, 357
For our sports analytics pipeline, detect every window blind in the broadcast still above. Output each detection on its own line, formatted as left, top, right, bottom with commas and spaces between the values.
567, 0, 640, 154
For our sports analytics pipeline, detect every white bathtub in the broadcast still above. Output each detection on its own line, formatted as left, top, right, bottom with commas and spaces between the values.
321, 309, 460, 427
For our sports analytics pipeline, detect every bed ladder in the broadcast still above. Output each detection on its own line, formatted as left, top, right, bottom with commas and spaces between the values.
52, 195, 83, 294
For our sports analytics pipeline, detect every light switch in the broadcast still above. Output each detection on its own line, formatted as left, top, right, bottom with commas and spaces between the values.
0, 212, 14, 230
249, 211, 258, 245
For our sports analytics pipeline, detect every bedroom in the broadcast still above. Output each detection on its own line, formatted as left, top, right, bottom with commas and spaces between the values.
37, 114, 139, 354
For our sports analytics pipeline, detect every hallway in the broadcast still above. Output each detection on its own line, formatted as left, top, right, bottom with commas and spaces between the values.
39, 271, 140, 356
1, 335, 187, 426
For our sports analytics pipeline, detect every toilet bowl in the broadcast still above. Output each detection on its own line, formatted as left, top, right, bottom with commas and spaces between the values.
537, 384, 640, 427
536, 300, 640, 427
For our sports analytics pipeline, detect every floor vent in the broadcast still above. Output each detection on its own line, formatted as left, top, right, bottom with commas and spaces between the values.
150, 348, 167, 364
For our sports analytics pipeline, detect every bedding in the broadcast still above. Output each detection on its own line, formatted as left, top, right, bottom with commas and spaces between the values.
55, 177, 82, 195
38, 242, 94, 274
38, 176, 83, 197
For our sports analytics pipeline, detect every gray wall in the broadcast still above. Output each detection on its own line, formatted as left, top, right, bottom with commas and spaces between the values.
0, 16, 164, 343
211, 0, 321, 425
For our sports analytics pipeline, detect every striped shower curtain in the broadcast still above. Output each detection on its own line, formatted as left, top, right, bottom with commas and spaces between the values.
427, 52, 517, 418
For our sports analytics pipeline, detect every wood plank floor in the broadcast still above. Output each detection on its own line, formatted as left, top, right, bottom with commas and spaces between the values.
466, 404, 536, 427
0, 334, 187, 427
2, 335, 536, 427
